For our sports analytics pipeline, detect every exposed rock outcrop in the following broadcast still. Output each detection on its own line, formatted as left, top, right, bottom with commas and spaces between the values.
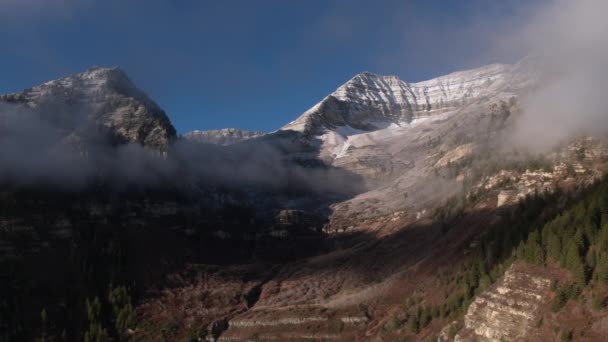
183, 128, 265, 145
281, 62, 533, 136
0, 66, 176, 150
453, 263, 551, 341
435, 144, 474, 168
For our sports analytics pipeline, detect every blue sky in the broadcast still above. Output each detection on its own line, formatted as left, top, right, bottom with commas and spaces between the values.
0, 0, 546, 133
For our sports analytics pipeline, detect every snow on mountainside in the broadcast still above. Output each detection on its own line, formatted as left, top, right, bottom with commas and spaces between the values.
9, 59, 608, 342
0, 66, 176, 150
275, 59, 543, 182
264, 59, 549, 226
183, 128, 265, 145
281, 61, 535, 136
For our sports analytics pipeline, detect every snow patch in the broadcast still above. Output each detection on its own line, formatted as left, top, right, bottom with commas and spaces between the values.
335, 140, 351, 159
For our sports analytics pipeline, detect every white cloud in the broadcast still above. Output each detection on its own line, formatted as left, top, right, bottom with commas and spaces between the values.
508, 0, 608, 150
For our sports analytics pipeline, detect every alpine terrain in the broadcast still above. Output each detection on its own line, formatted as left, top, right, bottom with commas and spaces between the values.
3, 56, 608, 342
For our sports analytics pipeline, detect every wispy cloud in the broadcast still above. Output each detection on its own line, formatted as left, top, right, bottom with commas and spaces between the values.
507, 0, 608, 150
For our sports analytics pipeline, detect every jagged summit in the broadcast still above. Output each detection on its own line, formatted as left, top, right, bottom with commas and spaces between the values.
77, 65, 126, 79
183, 128, 265, 146
37, 66, 165, 114
347, 71, 402, 83
281, 71, 415, 134
281, 62, 526, 135
0, 66, 176, 150
41, 66, 132, 90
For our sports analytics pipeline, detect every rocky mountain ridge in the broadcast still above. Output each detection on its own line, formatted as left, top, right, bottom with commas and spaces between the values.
183, 128, 265, 145
281, 60, 536, 136
0, 66, 176, 150
4, 59, 608, 342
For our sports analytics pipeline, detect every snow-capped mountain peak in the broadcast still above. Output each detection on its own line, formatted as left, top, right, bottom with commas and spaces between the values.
0, 66, 176, 150
281, 62, 526, 136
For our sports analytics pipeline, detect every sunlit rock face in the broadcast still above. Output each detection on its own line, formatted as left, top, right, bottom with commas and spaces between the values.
454, 263, 552, 342
0, 66, 176, 150
281, 62, 531, 135
275, 59, 537, 193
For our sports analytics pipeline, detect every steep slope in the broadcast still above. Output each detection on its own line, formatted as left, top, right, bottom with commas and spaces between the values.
6, 59, 608, 342
454, 263, 553, 341
0, 67, 176, 150
281, 61, 533, 136
275, 60, 540, 201
127, 58, 608, 342
183, 128, 265, 145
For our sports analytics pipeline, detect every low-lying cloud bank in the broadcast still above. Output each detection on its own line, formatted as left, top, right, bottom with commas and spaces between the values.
0, 102, 363, 196
510, 0, 608, 151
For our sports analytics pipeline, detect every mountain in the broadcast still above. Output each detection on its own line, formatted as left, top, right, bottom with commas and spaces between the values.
276, 60, 540, 187
0, 66, 176, 150
4, 61, 608, 342
183, 128, 265, 145
281, 61, 534, 136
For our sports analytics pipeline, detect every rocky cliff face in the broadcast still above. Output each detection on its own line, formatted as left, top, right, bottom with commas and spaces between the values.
281, 61, 533, 136
183, 128, 265, 145
453, 263, 552, 342
273, 59, 541, 208
7, 59, 608, 342
0, 67, 176, 150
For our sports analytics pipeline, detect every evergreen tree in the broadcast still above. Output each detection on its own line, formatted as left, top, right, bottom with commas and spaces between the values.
573, 230, 586, 254
598, 224, 608, 250
586, 249, 597, 270
571, 256, 588, 285
599, 189, 608, 215
595, 253, 608, 284
108, 286, 136, 334
523, 230, 543, 264
563, 238, 581, 269
37, 308, 48, 342
545, 231, 562, 261
84, 297, 109, 342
